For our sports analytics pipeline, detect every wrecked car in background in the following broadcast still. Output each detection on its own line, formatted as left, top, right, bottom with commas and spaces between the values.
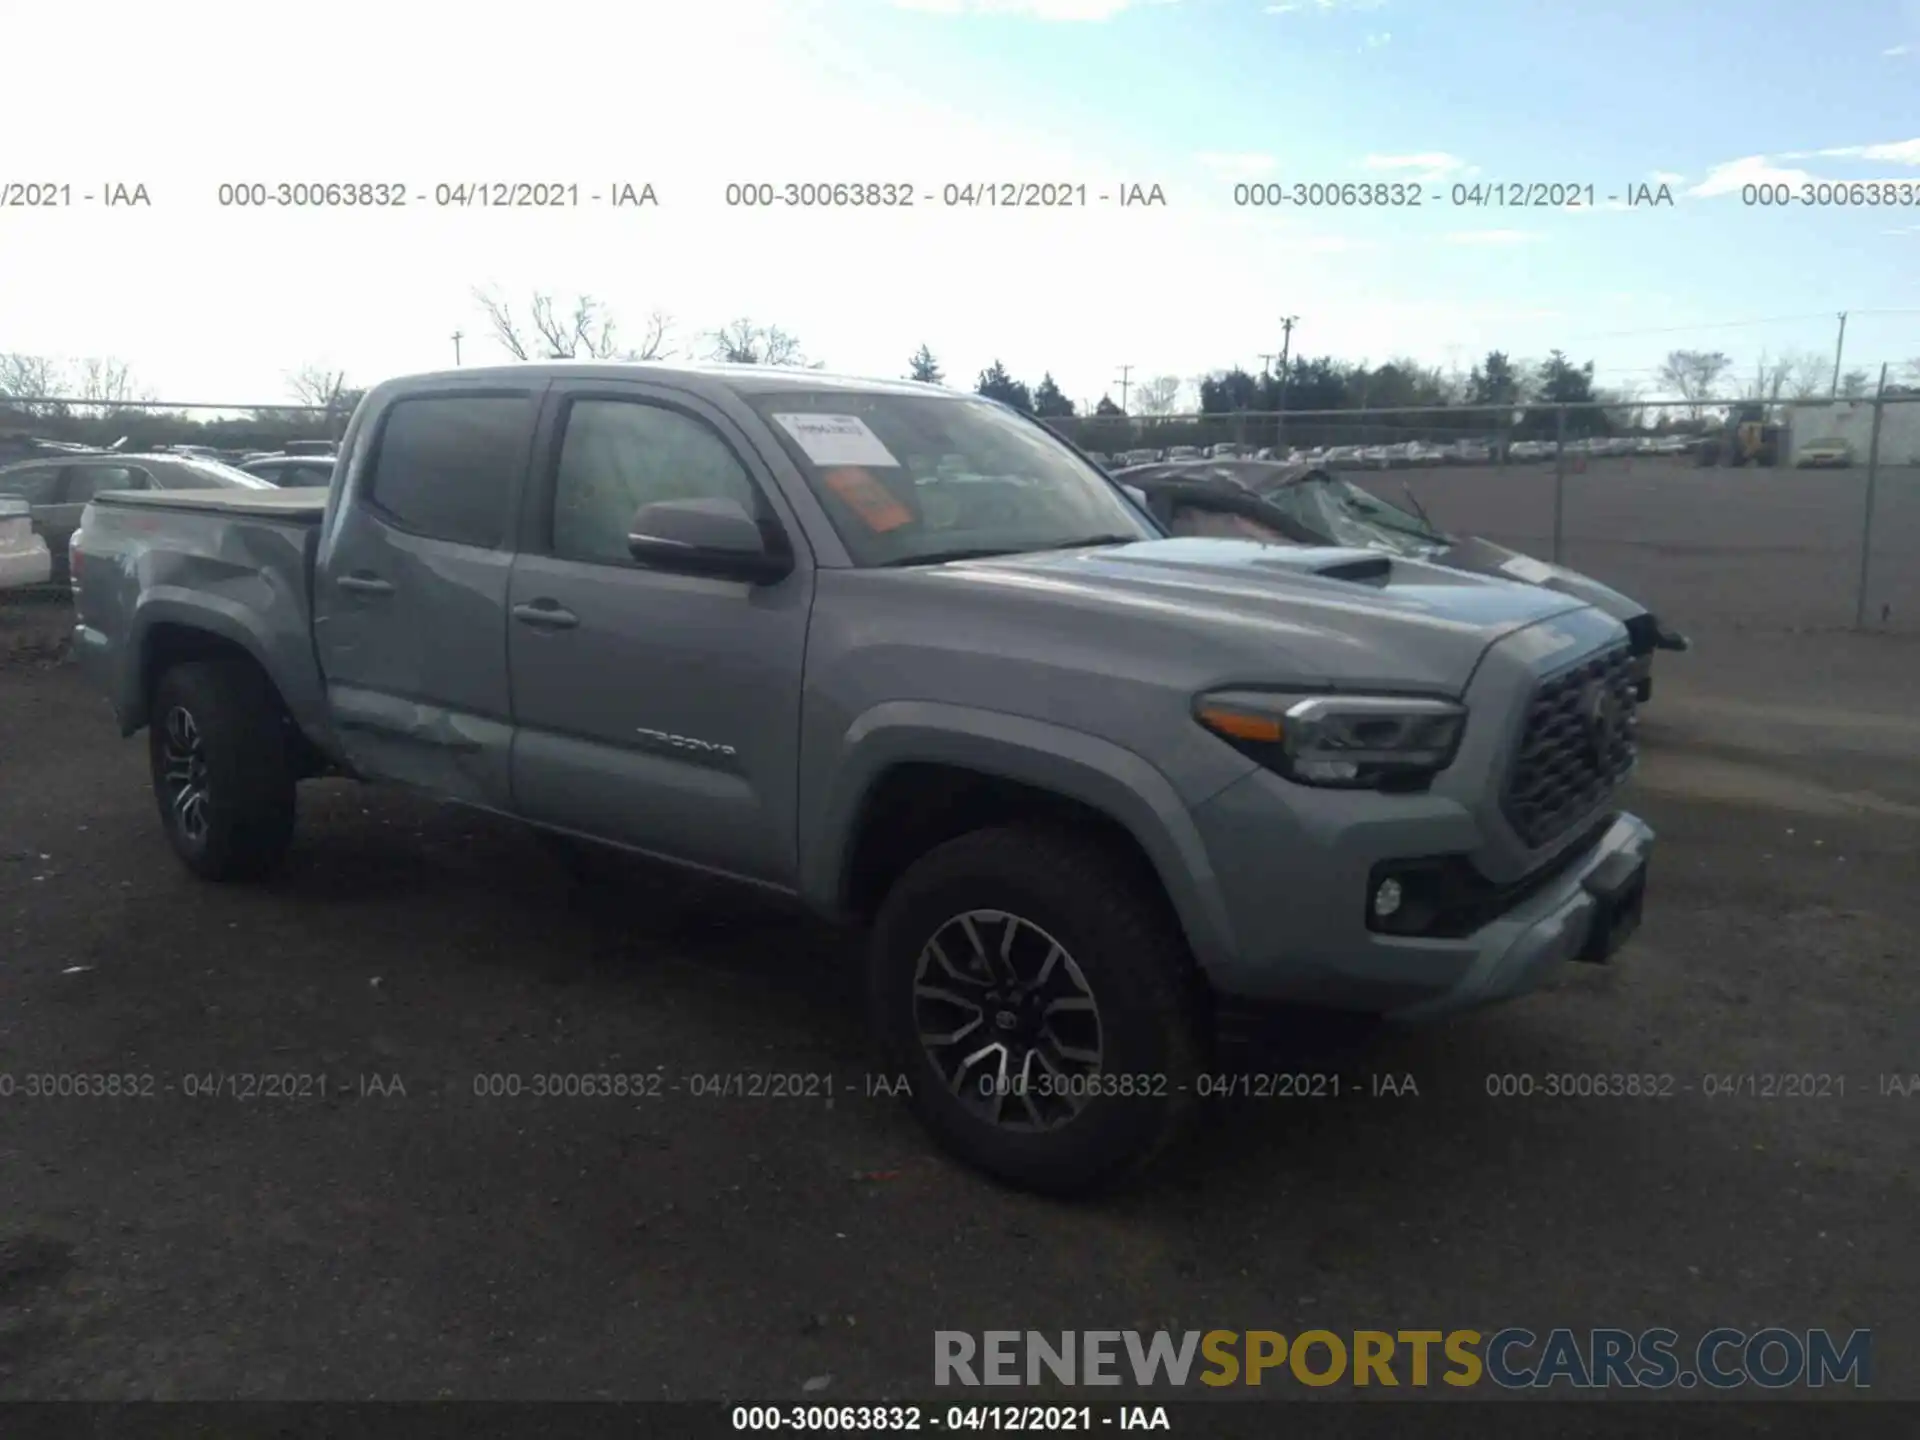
1116, 459, 1689, 702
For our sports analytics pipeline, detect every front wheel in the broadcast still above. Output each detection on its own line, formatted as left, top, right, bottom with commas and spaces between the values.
868, 825, 1206, 1195
148, 659, 297, 881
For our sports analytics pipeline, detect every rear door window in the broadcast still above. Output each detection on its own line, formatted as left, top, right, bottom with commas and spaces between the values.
0, 465, 63, 504
64, 466, 148, 502
366, 395, 534, 548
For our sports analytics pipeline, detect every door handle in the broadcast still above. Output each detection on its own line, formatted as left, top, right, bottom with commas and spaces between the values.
337, 573, 394, 595
512, 601, 579, 630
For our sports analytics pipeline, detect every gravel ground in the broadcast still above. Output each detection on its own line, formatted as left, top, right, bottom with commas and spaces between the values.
1, 592, 1915, 1405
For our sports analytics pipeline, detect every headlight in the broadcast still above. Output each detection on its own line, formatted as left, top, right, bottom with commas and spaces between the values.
1194, 690, 1466, 789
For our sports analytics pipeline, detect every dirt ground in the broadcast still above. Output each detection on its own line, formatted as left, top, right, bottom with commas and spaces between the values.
1, 588, 1915, 1404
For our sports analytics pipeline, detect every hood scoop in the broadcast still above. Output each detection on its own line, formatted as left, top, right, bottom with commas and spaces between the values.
1307, 553, 1393, 585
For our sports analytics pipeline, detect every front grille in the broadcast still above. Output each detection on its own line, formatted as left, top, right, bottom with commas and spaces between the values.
1503, 642, 1638, 847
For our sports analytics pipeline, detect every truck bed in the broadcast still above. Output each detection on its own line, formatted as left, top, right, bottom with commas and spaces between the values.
73, 486, 331, 741
98, 486, 329, 522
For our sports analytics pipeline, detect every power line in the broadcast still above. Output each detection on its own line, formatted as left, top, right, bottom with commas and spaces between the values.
1556, 307, 1920, 343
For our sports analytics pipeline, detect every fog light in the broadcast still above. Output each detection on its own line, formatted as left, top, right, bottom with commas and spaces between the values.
1372, 878, 1404, 919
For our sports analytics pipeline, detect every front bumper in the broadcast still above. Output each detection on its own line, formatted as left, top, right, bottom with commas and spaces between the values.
1386, 813, 1652, 1022
1189, 759, 1656, 1022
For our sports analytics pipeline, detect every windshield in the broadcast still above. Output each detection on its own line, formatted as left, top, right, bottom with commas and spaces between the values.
745, 391, 1156, 566
169, 458, 275, 490
1264, 473, 1446, 557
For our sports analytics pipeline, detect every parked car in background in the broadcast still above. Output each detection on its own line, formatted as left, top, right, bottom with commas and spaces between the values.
239, 452, 339, 487
1792, 437, 1854, 469
1115, 458, 1690, 701
0, 495, 53, 590
1165, 445, 1204, 460
0, 452, 272, 581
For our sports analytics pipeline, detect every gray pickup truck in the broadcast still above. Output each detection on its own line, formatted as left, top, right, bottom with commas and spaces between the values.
70, 362, 1654, 1194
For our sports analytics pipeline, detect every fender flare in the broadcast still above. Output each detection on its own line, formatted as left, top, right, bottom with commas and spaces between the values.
801, 700, 1240, 972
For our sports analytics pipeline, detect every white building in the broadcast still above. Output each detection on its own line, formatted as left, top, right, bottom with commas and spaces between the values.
1784, 397, 1920, 466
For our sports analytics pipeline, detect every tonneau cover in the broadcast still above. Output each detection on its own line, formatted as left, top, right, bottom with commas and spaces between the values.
92, 486, 328, 522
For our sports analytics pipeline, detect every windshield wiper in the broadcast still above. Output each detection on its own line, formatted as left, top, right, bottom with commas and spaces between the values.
879, 547, 1023, 567
1028, 533, 1140, 552
880, 535, 1139, 567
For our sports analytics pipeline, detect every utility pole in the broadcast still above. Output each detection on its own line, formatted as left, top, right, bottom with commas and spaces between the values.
1115, 365, 1133, 413
1275, 315, 1298, 445
1258, 352, 1278, 378
452, 330, 464, 366
1829, 311, 1847, 398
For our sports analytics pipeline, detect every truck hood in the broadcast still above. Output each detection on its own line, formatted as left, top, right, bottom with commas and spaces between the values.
930, 537, 1599, 693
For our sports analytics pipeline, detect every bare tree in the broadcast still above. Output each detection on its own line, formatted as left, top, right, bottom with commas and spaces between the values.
1781, 350, 1832, 402
74, 357, 146, 405
1133, 375, 1184, 416
1742, 351, 1795, 407
1655, 349, 1733, 421
707, 319, 818, 367
0, 353, 69, 419
1903, 357, 1920, 387
474, 288, 672, 361
1837, 368, 1872, 400
288, 365, 351, 409
1597, 382, 1644, 431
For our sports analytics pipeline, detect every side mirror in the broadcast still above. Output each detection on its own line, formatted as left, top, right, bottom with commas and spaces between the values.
627, 496, 792, 584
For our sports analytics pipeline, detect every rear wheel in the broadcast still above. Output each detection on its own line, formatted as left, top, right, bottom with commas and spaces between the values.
868, 825, 1206, 1195
148, 659, 296, 881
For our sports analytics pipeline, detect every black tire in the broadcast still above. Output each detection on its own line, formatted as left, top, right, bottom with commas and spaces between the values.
148, 659, 296, 881
868, 824, 1207, 1196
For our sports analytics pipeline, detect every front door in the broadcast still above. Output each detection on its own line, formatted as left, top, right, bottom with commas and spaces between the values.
310, 386, 539, 808
507, 381, 813, 886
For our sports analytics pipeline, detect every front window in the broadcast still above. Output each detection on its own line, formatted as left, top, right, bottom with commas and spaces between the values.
746, 391, 1155, 566
1260, 473, 1446, 557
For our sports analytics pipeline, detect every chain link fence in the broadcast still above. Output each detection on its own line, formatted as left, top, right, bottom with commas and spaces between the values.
1049, 395, 1920, 636
5, 391, 1916, 635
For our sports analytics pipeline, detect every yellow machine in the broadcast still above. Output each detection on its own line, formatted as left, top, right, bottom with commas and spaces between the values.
1695, 404, 1781, 467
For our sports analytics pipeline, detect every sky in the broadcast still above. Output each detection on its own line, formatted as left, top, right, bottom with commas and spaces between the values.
2, 0, 1917, 412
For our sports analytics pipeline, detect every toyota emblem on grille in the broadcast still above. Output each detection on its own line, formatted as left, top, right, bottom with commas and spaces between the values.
1580, 680, 1621, 758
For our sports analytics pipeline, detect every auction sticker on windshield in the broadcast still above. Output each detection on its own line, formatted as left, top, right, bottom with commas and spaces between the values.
822, 467, 914, 532
771, 413, 901, 468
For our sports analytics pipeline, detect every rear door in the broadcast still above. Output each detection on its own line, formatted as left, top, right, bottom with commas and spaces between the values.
38, 464, 150, 576
506, 379, 814, 884
311, 386, 540, 808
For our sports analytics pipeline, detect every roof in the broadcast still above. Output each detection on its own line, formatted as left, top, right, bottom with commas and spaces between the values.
374, 360, 959, 399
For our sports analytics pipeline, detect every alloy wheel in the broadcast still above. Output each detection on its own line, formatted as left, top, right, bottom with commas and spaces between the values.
160, 705, 210, 846
911, 909, 1105, 1132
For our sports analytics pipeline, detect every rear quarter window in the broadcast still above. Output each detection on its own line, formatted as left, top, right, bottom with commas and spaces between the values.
365, 394, 534, 548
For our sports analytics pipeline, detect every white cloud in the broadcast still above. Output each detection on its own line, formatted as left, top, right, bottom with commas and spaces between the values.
1364, 152, 1475, 184
891, 0, 1177, 16
1650, 170, 1686, 186
1445, 229, 1541, 245
1803, 138, 1920, 164
1688, 155, 1818, 196
1885, 44, 1911, 56
1362, 30, 1391, 47
1196, 152, 1279, 180
1266, 0, 1388, 11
